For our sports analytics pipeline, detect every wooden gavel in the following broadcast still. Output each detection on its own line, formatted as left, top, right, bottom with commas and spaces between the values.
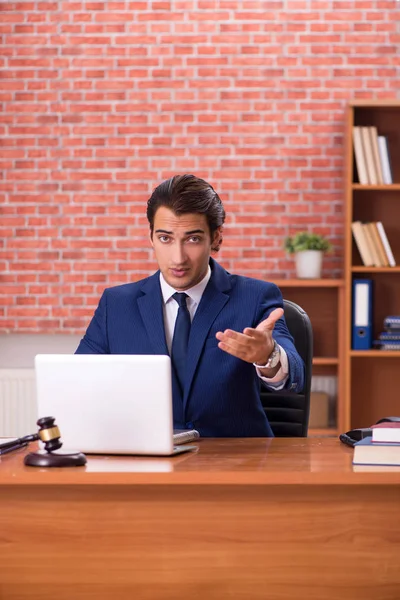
0, 416, 86, 467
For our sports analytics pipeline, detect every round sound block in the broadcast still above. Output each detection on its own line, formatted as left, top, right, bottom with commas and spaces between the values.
24, 450, 87, 467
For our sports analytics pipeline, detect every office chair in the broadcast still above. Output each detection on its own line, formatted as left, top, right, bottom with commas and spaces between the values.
260, 299, 313, 437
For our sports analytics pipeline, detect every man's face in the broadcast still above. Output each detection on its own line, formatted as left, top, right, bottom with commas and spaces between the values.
150, 206, 220, 291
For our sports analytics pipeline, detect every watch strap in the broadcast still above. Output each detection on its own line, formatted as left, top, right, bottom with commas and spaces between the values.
253, 340, 281, 369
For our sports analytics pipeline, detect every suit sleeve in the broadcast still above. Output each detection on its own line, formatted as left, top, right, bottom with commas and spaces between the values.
256, 283, 305, 394
75, 291, 110, 354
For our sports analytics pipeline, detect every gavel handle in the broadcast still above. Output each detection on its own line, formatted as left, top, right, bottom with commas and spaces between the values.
0, 433, 39, 455
0, 441, 29, 455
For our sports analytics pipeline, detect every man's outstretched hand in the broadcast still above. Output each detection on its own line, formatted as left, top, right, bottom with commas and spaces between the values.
215, 307, 284, 365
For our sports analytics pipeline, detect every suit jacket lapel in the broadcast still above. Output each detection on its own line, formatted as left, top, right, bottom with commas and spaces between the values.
137, 272, 169, 356
183, 260, 231, 409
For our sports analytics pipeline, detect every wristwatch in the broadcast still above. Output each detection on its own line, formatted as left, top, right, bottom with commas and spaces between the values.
254, 340, 281, 369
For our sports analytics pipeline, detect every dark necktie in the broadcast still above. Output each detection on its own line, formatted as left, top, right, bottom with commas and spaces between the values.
171, 292, 191, 392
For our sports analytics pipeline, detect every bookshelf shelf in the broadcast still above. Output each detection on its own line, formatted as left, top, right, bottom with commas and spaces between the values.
345, 101, 400, 430
313, 357, 339, 365
350, 100, 400, 107
272, 279, 344, 288
352, 184, 400, 191
350, 350, 400, 358
351, 267, 400, 273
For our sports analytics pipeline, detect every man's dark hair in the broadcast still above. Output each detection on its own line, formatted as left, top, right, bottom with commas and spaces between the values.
146, 174, 225, 251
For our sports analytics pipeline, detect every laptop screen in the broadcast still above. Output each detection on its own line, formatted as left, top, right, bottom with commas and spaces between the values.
35, 354, 175, 455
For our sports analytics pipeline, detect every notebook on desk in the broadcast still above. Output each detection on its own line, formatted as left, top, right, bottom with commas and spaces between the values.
35, 354, 198, 456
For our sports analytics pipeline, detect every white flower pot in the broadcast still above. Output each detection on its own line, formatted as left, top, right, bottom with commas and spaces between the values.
295, 250, 323, 279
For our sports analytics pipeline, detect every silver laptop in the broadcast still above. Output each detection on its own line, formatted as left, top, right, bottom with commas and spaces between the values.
35, 354, 196, 456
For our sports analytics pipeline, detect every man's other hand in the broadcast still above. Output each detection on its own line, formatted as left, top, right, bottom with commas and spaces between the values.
215, 307, 284, 364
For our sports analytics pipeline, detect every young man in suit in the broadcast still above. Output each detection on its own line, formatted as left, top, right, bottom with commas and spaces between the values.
76, 174, 304, 436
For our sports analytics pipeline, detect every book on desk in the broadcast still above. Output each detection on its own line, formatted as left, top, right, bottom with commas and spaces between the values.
353, 437, 400, 467
371, 421, 400, 444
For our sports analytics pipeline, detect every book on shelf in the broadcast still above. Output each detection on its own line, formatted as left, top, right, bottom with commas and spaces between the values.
370, 222, 389, 267
376, 221, 396, 267
352, 126, 394, 186
353, 436, 400, 466
371, 422, 400, 444
373, 340, 400, 351
379, 332, 400, 340
369, 126, 384, 185
383, 316, 400, 330
352, 279, 373, 350
377, 135, 393, 185
361, 126, 378, 185
351, 221, 373, 266
363, 222, 382, 267
352, 126, 369, 185
351, 220, 395, 267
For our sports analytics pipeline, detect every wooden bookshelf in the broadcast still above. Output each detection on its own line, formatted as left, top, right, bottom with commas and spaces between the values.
345, 101, 400, 430
271, 278, 345, 437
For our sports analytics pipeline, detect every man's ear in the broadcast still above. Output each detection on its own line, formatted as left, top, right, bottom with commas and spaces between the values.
149, 229, 154, 248
211, 227, 223, 252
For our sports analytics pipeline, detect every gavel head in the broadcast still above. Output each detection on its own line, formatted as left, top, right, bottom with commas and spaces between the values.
37, 416, 62, 453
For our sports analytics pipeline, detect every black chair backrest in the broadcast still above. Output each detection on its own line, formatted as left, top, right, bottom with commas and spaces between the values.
260, 299, 313, 437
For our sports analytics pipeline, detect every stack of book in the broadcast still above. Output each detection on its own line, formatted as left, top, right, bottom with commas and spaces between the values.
353, 125, 393, 185
353, 422, 400, 466
373, 316, 400, 351
351, 220, 396, 267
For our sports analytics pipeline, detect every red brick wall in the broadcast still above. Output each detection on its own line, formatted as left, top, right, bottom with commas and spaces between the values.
1, 1, 399, 332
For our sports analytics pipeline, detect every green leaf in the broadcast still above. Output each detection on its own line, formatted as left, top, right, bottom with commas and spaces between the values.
283, 232, 332, 254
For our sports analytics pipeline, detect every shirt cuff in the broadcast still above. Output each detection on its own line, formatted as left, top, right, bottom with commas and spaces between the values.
256, 345, 289, 390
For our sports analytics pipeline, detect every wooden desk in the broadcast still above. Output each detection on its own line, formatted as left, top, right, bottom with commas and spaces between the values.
0, 438, 399, 600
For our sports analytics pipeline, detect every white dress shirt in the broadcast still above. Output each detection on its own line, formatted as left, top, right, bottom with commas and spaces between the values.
159, 267, 289, 390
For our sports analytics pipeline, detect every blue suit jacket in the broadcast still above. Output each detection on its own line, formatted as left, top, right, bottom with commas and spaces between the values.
76, 258, 304, 437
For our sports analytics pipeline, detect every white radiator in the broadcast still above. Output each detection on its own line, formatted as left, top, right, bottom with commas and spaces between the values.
0, 369, 37, 437
0, 369, 339, 437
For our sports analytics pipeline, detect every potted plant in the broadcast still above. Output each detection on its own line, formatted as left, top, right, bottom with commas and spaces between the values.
284, 232, 332, 279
